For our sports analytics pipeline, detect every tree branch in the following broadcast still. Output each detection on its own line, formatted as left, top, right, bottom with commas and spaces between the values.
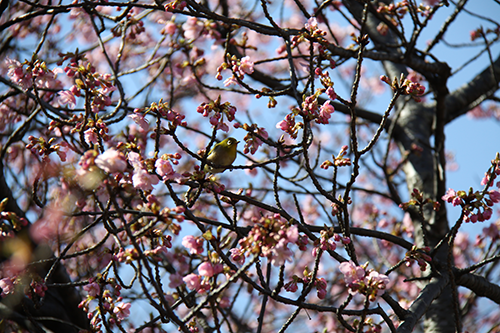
444, 53, 500, 123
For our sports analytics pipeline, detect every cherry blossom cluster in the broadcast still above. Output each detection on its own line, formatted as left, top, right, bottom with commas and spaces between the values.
110, 9, 145, 39
147, 243, 172, 262
182, 235, 205, 255
440, 155, 500, 222
380, 73, 426, 102
80, 145, 165, 193
233, 122, 269, 154
180, 234, 228, 295
399, 188, 440, 212
26, 135, 68, 163
80, 117, 112, 145
404, 246, 432, 271
480, 155, 500, 188
300, 92, 334, 124
128, 151, 160, 191
291, 17, 327, 49
182, 260, 224, 293
28, 278, 48, 300
155, 153, 181, 181
6, 58, 63, 95
115, 247, 141, 265
377, 0, 434, 20
339, 261, 390, 302
313, 228, 351, 256
321, 145, 352, 169
230, 214, 301, 266
58, 59, 116, 112
442, 187, 499, 223
80, 277, 131, 331
276, 90, 336, 138
316, 67, 337, 99
197, 96, 237, 132
144, 100, 187, 128
180, 17, 222, 42
0, 276, 47, 307
284, 266, 328, 299
216, 55, 254, 87
71, 137, 91, 163
275, 62, 337, 137
81, 146, 176, 193
128, 112, 150, 132
376, 1, 409, 19
276, 113, 303, 139
330, 195, 351, 216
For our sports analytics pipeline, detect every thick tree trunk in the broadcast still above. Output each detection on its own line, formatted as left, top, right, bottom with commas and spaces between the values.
341, 1, 456, 331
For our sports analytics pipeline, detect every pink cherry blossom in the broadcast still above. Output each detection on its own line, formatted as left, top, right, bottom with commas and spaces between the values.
326, 86, 336, 100
57, 90, 76, 109
127, 151, 142, 169
155, 158, 174, 180
489, 190, 500, 203
305, 17, 318, 31
95, 148, 127, 174
164, 21, 177, 35
132, 168, 159, 191
239, 56, 254, 75
442, 188, 462, 206
230, 248, 245, 264
113, 302, 131, 321
0, 278, 14, 297
84, 128, 98, 145
243, 126, 268, 154
183, 273, 201, 290
83, 282, 101, 297
286, 225, 299, 243
317, 100, 335, 124
182, 235, 204, 254
213, 263, 223, 275
224, 76, 240, 87
315, 278, 327, 299
6, 58, 32, 89
365, 270, 390, 296
276, 118, 291, 132
182, 17, 204, 40
284, 279, 298, 292
339, 260, 365, 284
128, 113, 149, 131
483, 208, 493, 221
198, 261, 214, 277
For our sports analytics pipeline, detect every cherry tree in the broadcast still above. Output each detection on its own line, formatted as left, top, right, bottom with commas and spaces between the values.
0, 0, 499, 332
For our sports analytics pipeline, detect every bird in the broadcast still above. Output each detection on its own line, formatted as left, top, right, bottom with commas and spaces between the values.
203, 137, 239, 174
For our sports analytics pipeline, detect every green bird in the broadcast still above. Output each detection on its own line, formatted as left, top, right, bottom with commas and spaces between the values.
204, 137, 239, 174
